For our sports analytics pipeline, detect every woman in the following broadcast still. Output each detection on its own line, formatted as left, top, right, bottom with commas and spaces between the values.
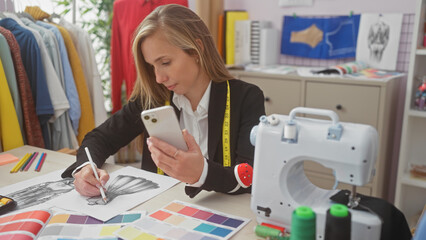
62, 4, 265, 198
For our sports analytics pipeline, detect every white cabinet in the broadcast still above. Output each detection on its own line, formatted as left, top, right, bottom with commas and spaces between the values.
395, 0, 426, 226
230, 70, 400, 200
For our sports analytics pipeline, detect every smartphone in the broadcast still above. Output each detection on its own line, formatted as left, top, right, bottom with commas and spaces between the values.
141, 106, 188, 151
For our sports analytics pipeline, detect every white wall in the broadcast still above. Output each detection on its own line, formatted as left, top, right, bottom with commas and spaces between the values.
224, 0, 416, 30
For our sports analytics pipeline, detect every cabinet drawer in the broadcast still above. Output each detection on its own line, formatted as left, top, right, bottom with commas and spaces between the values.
305, 82, 380, 128
305, 170, 372, 196
241, 76, 301, 115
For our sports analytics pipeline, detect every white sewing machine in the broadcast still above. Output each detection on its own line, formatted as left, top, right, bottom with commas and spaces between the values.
249, 107, 382, 240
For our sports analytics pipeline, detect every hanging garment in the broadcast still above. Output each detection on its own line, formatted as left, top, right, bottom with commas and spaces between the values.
21, 17, 73, 150
59, 18, 107, 127
281, 15, 361, 59
22, 18, 62, 85
52, 23, 95, 145
0, 32, 25, 143
36, 21, 79, 149
0, 26, 44, 148
110, 0, 188, 113
13, 16, 70, 121
36, 21, 81, 136
5, 13, 70, 150
0, 18, 54, 149
0, 58, 24, 151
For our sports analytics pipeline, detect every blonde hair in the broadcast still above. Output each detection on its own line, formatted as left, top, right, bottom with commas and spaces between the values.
130, 4, 233, 109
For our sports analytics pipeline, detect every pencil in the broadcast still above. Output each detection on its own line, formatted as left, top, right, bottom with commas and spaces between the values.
23, 152, 39, 171
34, 153, 45, 171
84, 147, 108, 203
10, 153, 30, 173
35, 153, 47, 172
20, 152, 35, 171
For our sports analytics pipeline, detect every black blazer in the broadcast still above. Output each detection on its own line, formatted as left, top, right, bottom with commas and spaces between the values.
62, 79, 265, 198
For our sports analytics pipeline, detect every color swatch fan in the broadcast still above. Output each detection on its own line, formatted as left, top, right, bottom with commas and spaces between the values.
115, 200, 250, 240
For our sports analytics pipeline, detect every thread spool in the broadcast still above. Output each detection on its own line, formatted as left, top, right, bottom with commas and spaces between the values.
324, 204, 351, 240
289, 206, 316, 240
255, 225, 282, 238
284, 122, 297, 140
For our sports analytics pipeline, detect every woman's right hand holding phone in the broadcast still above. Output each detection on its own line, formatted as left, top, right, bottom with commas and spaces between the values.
73, 164, 110, 197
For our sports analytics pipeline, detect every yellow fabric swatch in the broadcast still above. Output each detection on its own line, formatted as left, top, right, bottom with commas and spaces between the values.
0, 58, 24, 151
225, 11, 249, 65
52, 23, 95, 144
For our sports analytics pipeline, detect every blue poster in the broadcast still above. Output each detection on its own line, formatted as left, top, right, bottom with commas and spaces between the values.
281, 15, 361, 59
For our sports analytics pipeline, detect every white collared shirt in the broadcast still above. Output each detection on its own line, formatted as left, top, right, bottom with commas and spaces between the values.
172, 81, 211, 187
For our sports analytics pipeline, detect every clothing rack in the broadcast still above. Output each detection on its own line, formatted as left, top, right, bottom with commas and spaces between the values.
1, 0, 76, 24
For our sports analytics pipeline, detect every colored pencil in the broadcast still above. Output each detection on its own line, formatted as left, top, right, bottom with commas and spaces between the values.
20, 152, 35, 171
23, 152, 39, 171
10, 153, 30, 173
34, 153, 45, 171
17, 153, 33, 172
35, 153, 47, 172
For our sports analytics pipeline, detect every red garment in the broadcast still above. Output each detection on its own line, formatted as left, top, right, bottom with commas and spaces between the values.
0, 27, 45, 148
111, 0, 188, 113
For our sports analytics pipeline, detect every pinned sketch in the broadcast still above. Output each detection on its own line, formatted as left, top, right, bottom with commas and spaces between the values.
356, 13, 403, 70
87, 175, 159, 205
0, 170, 72, 212
51, 166, 179, 221
281, 15, 360, 59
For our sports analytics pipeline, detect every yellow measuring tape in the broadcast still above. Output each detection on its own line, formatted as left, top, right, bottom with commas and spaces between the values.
222, 81, 231, 167
156, 81, 231, 174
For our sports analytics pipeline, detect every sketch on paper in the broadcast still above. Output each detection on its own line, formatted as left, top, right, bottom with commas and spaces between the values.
367, 20, 389, 62
6, 178, 74, 210
51, 166, 180, 222
87, 175, 159, 205
356, 13, 403, 70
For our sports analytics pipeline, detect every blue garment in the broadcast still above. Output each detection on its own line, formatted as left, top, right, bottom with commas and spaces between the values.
281, 15, 360, 59
37, 21, 81, 135
414, 212, 426, 240
0, 18, 53, 148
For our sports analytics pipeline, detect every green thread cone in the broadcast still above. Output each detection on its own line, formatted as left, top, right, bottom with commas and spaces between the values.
255, 225, 282, 238
290, 206, 316, 240
329, 203, 348, 217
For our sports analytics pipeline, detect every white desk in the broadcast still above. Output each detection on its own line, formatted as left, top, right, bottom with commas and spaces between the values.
0, 145, 258, 239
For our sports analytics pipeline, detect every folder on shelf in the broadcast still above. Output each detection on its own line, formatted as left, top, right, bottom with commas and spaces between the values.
224, 10, 249, 65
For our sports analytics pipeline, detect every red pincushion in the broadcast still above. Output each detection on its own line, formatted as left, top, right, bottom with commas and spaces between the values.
234, 163, 253, 188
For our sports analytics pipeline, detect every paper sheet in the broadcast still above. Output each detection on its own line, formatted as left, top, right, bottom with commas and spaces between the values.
51, 166, 179, 221
0, 169, 73, 213
356, 13, 403, 70
0, 153, 19, 166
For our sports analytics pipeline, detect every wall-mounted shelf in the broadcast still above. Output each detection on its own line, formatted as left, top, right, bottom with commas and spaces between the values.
395, 0, 426, 227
